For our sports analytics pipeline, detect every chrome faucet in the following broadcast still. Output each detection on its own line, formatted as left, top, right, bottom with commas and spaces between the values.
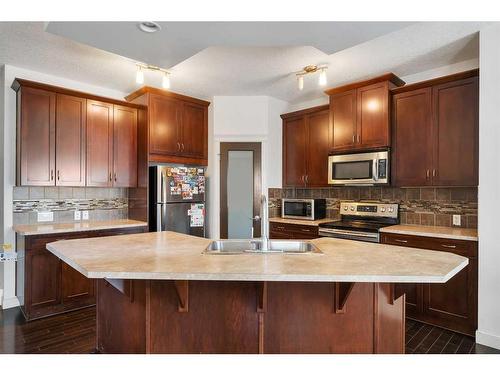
260, 194, 269, 251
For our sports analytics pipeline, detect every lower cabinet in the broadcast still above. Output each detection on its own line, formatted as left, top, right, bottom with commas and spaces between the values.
269, 222, 319, 240
381, 233, 477, 336
16, 226, 146, 321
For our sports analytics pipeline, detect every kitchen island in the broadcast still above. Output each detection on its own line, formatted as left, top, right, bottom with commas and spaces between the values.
46, 231, 467, 354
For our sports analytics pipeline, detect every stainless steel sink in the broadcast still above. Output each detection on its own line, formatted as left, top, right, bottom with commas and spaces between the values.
203, 239, 322, 255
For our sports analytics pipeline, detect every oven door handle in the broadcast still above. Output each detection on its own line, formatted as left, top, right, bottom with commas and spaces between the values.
319, 228, 379, 239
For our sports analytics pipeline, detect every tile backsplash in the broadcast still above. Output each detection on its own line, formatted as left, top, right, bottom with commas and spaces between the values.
268, 186, 478, 228
13, 186, 129, 225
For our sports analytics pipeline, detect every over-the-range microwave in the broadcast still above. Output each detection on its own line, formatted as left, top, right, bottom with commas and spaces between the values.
328, 150, 389, 185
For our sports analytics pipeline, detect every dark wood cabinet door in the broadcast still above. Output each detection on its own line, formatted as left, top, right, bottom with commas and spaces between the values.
423, 257, 477, 336
61, 262, 95, 303
306, 110, 330, 187
55, 94, 86, 186
86, 100, 113, 187
19, 87, 56, 186
330, 89, 356, 151
27, 249, 61, 309
149, 94, 181, 156
432, 77, 479, 186
180, 102, 207, 159
113, 105, 138, 187
283, 116, 307, 187
392, 88, 433, 186
356, 82, 390, 149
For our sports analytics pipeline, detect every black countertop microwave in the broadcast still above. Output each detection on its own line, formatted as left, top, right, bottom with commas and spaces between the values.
281, 198, 326, 221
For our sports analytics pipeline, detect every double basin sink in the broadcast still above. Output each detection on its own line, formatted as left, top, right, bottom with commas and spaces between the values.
203, 239, 322, 255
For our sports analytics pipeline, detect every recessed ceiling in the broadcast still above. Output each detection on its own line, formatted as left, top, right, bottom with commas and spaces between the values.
45, 22, 414, 68
0, 22, 486, 104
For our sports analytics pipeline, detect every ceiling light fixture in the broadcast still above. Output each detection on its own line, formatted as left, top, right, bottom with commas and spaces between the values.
138, 21, 161, 33
295, 65, 328, 90
135, 63, 172, 89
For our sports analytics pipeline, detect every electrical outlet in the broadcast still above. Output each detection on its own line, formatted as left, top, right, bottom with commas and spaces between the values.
82, 211, 89, 220
453, 215, 461, 226
74, 211, 81, 221
37, 211, 53, 222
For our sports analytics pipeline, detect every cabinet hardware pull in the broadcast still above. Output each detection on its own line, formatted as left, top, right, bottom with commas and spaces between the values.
394, 239, 408, 243
305, 175, 309, 184
357, 134, 360, 143
432, 169, 437, 177
50, 170, 54, 181
426, 169, 430, 179
352, 135, 355, 143
441, 244, 456, 249
57, 170, 60, 181
181, 143, 185, 152
109, 172, 112, 182
177, 142, 181, 151
114, 172, 117, 182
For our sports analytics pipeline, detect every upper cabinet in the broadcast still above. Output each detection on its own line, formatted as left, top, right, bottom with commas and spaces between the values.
392, 70, 479, 187
282, 106, 330, 187
13, 79, 144, 187
326, 73, 405, 153
125, 87, 209, 166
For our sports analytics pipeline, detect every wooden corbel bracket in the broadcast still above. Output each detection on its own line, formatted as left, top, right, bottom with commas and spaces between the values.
104, 278, 134, 303
389, 283, 405, 305
174, 280, 189, 312
256, 281, 268, 313
333, 282, 355, 313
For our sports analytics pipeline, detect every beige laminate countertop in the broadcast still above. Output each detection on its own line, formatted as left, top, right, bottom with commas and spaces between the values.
269, 217, 335, 226
46, 231, 467, 283
380, 225, 478, 241
14, 219, 148, 236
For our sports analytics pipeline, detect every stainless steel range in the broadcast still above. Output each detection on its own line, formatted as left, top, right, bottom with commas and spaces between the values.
318, 202, 399, 243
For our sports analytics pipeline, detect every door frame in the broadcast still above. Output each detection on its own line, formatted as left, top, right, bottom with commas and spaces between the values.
220, 142, 262, 239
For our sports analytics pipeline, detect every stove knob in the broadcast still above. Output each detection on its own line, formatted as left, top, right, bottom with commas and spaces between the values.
388, 207, 394, 213
350, 206, 355, 211
344, 206, 348, 211
381, 207, 386, 212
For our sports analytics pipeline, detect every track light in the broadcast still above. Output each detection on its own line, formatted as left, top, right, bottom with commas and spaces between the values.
297, 75, 304, 91
162, 72, 171, 89
319, 69, 327, 86
295, 65, 328, 90
136, 66, 144, 84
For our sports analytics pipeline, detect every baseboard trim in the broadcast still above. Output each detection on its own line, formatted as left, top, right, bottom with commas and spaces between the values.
1, 295, 20, 309
476, 330, 500, 350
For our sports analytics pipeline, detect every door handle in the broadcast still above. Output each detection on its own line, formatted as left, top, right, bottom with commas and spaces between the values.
252, 215, 261, 221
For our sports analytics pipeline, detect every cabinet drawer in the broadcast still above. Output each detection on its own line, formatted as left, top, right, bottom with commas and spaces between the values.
269, 222, 319, 239
380, 233, 476, 257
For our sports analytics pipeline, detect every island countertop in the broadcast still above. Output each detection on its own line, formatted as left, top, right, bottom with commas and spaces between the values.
45, 231, 467, 283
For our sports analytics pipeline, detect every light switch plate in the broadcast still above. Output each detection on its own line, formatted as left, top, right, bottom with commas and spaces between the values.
37, 211, 53, 222
74, 211, 81, 221
82, 211, 89, 220
453, 215, 461, 226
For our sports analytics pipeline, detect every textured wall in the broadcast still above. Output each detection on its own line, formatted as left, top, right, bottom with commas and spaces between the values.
269, 186, 477, 228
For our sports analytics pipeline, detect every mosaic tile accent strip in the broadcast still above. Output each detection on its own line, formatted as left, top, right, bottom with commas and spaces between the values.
268, 186, 478, 229
13, 198, 128, 213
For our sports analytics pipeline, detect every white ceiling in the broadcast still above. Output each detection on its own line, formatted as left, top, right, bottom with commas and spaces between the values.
0, 22, 486, 104
45, 22, 414, 68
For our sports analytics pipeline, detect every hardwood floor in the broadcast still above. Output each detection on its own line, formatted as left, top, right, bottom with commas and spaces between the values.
0, 306, 95, 354
1, 306, 498, 354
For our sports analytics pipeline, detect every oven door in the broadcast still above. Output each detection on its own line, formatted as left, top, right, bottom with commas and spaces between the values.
318, 227, 380, 243
328, 151, 389, 185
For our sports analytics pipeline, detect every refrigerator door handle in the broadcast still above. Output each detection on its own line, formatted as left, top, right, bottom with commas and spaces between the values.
157, 204, 165, 231
159, 168, 167, 204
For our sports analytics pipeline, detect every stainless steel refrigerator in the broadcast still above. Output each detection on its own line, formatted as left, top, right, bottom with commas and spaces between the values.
149, 165, 206, 237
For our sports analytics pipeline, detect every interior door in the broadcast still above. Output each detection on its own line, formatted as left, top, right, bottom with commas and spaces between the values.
330, 89, 356, 151
113, 105, 138, 187
357, 82, 389, 149
220, 143, 262, 239
19, 86, 56, 186
180, 102, 207, 158
86, 100, 113, 187
55, 94, 86, 186
282, 116, 307, 187
149, 94, 181, 156
392, 88, 433, 186
306, 109, 330, 186
432, 76, 479, 186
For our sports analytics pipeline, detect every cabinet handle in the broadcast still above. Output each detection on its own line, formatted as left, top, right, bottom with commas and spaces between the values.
426, 169, 430, 179
177, 142, 181, 151
357, 134, 360, 143
109, 172, 112, 182
114, 172, 117, 182
305, 175, 309, 184
301, 229, 311, 232
50, 170, 54, 181
432, 169, 437, 177
352, 135, 356, 143
441, 244, 457, 249
394, 239, 408, 243
181, 143, 185, 152
57, 170, 60, 181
